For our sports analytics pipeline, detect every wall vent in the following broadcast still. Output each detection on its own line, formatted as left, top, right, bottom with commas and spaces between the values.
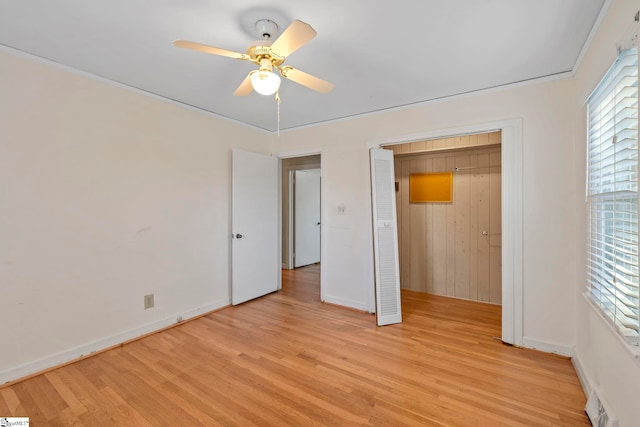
585, 389, 618, 427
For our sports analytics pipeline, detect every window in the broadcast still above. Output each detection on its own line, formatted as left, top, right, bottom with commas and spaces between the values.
587, 46, 639, 346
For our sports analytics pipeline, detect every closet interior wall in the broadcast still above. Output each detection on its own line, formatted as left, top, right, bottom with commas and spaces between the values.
389, 132, 502, 304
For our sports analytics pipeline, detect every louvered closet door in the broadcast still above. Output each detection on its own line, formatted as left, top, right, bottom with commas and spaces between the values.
370, 148, 402, 326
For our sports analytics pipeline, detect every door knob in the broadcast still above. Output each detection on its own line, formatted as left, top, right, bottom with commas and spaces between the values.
235, 233, 243, 239
317, 222, 321, 225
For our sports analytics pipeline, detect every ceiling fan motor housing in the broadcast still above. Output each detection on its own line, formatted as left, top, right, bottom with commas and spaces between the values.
247, 43, 284, 67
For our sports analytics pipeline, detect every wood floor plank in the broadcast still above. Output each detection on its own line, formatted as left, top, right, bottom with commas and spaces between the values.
0, 393, 10, 418
44, 371, 87, 417
0, 387, 23, 416
0, 264, 589, 425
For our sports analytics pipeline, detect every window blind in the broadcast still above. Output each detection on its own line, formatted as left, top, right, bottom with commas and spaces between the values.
587, 47, 639, 345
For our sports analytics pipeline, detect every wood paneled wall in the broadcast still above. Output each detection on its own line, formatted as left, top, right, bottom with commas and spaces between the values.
390, 132, 502, 304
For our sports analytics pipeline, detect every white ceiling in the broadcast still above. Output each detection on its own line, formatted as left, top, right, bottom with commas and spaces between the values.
0, 0, 605, 132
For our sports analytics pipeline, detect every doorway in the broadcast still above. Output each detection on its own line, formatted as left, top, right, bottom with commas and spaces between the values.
390, 131, 502, 306
281, 155, 322, 300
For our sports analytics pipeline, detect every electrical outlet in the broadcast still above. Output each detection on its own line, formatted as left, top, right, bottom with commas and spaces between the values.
144, 293, 154, 309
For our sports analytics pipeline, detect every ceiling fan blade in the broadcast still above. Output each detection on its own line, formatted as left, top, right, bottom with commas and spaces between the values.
173, 40, 248, 60
233, 73, 254, 96
281, 67, 334, 94
269, 20, 317, 58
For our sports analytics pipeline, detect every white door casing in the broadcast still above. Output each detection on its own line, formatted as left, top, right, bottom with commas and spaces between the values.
231, 149, 280, 305
368, 118, 523, 345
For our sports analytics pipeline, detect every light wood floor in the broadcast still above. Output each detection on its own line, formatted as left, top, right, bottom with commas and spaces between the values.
1, 264, 588, 426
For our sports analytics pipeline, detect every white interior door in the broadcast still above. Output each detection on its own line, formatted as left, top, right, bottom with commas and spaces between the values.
370, 148, 402, 325
232, 149, 280, 305
294, 169, 321, 267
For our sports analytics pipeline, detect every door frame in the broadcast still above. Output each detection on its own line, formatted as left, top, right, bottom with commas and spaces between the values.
287, 169, 295, 269
368, 118, 523, 346
279, 150, 325, 301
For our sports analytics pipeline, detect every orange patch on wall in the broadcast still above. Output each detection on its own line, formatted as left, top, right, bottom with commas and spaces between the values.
409, 172, 453, 203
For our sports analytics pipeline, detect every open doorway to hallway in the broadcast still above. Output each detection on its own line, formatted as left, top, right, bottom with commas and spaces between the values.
385, 131, 502, 325
281, 155, 321, 300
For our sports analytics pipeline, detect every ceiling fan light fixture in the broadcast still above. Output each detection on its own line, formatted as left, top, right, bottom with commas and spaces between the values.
251, 70, 281, 95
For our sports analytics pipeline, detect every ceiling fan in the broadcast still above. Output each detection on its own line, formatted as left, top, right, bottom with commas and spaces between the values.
173, 19, 334, 97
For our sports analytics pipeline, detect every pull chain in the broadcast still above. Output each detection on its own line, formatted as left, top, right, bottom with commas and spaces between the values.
275, 92, 281, 136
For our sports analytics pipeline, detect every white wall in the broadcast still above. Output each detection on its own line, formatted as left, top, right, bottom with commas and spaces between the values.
275, 75, 578, 350
572, 0, 640, 425
0, 48, 268, 383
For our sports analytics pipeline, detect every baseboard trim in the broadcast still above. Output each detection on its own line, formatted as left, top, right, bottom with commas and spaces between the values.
522, 337, 574, 357
571, 352, 593, 397
0, 298, 230, 386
